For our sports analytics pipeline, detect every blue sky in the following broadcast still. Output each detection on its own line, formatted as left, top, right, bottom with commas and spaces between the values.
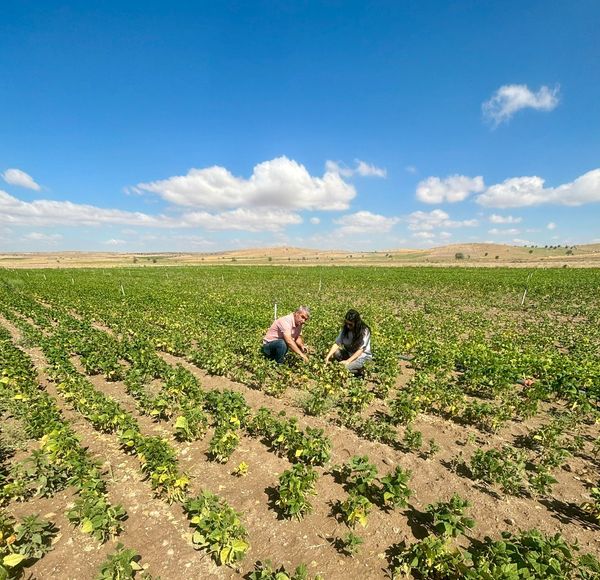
1, 1, 599, 252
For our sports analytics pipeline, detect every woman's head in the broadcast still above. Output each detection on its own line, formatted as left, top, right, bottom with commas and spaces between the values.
343, 309, 362, 331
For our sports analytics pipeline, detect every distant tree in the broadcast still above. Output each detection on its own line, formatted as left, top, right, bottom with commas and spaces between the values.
455, 252, 465, 260
268, 256, 273, 262
566, 249, 573, 255
528, 249, 533, 254
495, 255, 500, 259
484, 252, 488, 256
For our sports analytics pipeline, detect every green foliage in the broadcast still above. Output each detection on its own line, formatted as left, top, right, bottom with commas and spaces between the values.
249, 560, 322, 580
379, 465, 412, 508
340, 492, 372, 528
470, 446, 526, 495
96, 543, 146, 579
276, 464, 318, 520
208, 426, 240, 463
338, 531, 363, 556
185, 491, 249, 566
426, 494, 475, 538
67, 491, 127, 542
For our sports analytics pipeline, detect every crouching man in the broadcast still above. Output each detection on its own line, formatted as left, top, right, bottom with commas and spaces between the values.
262, 306, 310, 364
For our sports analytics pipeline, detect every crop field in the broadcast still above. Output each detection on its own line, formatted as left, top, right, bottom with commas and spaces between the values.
0, 266, 599, 579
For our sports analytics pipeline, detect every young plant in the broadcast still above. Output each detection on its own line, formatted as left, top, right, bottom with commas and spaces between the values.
249, 560, 322, 580
185, 491, 249, 566
426, 494, 475, 538
276, 464, 318, 520
470, 445, 526, 495
67, 491, 127, 542
96, 543, 145, 579
339, 531, 363, 556
208, 426, 240, 463
232, 461, 249, 477
379, 465, 412, 508
402, 426, 423, 452
340, 492, 372, 528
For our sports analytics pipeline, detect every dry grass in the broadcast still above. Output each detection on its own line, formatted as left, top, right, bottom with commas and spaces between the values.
1, 243, 599, 269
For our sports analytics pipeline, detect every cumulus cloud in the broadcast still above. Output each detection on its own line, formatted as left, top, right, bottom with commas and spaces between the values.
412, 231, 435, 239
2, 168, 41, 191
326, 159, 387, 179
183, 208, 302, 232
416, 175, 484, 204
0, 190, 301, 232
547, 222, 556, 230
309, 217, 320, 225
104, 239, 126, 246
476, 169, 600, 208
134, 156, 356, 211
489, 214, 522, 224
333, 211, 399, 234
355, 160, 387, 178
405, 165, 417, 174
407, 209, 478, 231
482, 84, 560, 126
22, 232, 63, 242
488, 228, 520, 235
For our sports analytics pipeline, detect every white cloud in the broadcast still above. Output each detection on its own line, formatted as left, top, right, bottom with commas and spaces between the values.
416, 175, 484, 204
325, 160, 354, 178
333, 211, 399, 234
134, 156, 356, 211
476, 169, 600, 208
513, 238, 533, 245
488, 228, 520, 235
2, 168, 41, 191
326, 159, 387, 179
0, 190, 301, 232
438, 231, 453, 240
183, 208, 302, 232
104, 239, 126, 246
405, 165, 417, 174
489, 214, 522, 224
0, 189, 170, 227
22, 232, 63, 242
309, 217, 320, 225
412, 231, 435, 239
547, 222, 556, 230
482, 84, 560, 126
407, 209, 478, 231
355, 160, 387, 178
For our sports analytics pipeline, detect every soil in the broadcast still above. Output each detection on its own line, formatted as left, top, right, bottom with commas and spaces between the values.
1, 315, 599, 579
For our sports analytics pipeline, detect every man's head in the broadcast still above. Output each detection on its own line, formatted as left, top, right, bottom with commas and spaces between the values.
294, 306, 311, 325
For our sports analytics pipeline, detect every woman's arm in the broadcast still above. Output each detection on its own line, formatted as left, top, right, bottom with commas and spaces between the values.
342, 347, 364, 366
324, 343, 340, 362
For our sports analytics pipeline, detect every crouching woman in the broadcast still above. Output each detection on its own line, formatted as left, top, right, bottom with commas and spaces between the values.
324, 309, 372, 374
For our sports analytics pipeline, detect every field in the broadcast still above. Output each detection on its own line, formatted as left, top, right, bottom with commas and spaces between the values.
1, 266, 599, 579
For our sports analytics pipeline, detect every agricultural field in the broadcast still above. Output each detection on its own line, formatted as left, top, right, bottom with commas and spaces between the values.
0, 265, 599, 579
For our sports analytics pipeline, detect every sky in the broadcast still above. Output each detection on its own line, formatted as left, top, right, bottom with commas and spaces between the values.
1, 0, 599, 252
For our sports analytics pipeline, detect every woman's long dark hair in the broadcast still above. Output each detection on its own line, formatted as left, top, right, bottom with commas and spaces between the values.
341, 309, 370, 353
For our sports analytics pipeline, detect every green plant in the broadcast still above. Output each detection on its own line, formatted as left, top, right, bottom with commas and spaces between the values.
232, 461, 249, 477
208, 426, 240, 463
379, 465, 412, 508
388, 535, 470, 579
96, 543, 145, 579
276, 464, 318, 520
185, 491, 249, 566
249, 559, 322, 580
402, 426, 423, 452
470, 446, 526, 495
426, 494, 475, 538
582, 485, 600, 523
67, 491, 127, 542
339, 531, 363, 556
334, 455, 378, 496
340, 492, 372, 528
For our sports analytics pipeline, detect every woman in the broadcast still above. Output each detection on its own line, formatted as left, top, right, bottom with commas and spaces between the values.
324, 309, 372, 374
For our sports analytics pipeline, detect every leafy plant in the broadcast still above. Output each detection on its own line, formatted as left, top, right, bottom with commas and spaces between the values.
338, 531, 363, 556
426, 494, 475, 538
470, 446, 526, 495
185, 491, 249, 566
340, 492, 372, 528
379, 465, 412, 508
96, 543, 146, 579
208, 426, 240, 463
67, 491, 127, 542
276, 464, 318, 520
249, 559, 322, 580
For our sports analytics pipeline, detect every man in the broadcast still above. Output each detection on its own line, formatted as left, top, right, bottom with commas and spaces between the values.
262, 306, 310, 364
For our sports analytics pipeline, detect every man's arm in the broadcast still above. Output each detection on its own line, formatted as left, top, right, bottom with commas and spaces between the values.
283, 331, 308, 362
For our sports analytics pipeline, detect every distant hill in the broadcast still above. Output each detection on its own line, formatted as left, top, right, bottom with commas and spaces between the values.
1, 243, 599, 268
